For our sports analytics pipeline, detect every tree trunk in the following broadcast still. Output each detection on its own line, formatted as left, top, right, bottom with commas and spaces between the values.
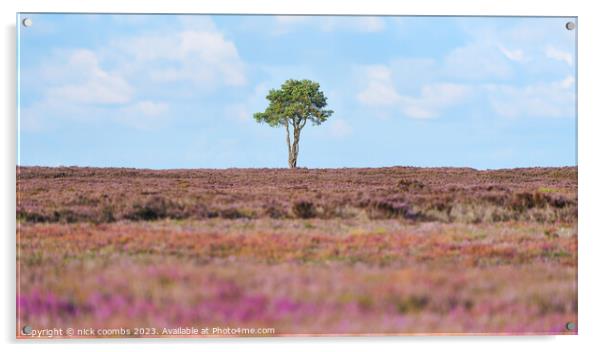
285, 121, 294, 168
285, 121, 302, 168
285, 118, 306, 168
291, 127, 300, 168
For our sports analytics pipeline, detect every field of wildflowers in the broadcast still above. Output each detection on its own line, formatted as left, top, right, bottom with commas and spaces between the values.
16, 166, 577, 337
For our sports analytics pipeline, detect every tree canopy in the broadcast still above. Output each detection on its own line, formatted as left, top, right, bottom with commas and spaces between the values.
254, 79, 333, 128
254, 79, 334, 168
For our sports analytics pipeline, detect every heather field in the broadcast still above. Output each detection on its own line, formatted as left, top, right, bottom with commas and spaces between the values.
16, 166, 578, 337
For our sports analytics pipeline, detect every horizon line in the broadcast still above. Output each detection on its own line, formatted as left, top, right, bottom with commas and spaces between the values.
15, 164, 578, 172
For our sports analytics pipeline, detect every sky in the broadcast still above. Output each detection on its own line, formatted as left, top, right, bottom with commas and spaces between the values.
17, 14, 577, 170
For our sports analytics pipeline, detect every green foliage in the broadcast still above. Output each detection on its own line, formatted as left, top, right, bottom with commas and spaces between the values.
254, 79, 334, 168
537, 187, 558, 194
253, 79, 333, 128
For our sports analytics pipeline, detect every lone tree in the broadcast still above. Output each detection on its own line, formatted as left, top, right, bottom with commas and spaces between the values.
254, 79, 334, 168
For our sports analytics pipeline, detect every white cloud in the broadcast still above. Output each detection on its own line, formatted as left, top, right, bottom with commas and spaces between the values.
442, 20, 574, 81
20, 100, 69, 132
498, 45, 526, 62
353, 20, 575, 121
486, 75, 575, 119
224, 104, 250, 123
113, 27, 246, 87
560, 75, 575, 88
356, 65, 401, 106
444, 42, 513, 80
224, 83, 270, 123
21, 98, 171, 132
21, 49, 173, 131
545, 46, 573, 66
21, 17, 248, 132
124, 101, 169, 116
356, 60, 574, 121
328, 119, 352, 138
46, 49, 133, 104
356, 65, 471, 119
399, 83, 472, 119
118, 100, 170, 129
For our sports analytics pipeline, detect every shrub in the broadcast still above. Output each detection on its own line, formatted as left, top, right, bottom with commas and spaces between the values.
398, 178, 427, 192
263, 202, 288, 219
126, 196, 169, 221
52, 209, 80, 223
510, 192, 547, 211
366, 198, 421, 220
394, 294, 430, 314
17, 209, 49, 223
98, 204, 116, 223
219, 208, 255, 219
292, 200, 316, 219
547, 194, 571, 208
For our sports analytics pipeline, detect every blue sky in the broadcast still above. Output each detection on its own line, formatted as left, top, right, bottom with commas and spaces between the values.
18, 14, 576, 169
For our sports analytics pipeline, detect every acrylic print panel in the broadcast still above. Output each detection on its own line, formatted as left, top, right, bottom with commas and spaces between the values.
16, 14, 577, 338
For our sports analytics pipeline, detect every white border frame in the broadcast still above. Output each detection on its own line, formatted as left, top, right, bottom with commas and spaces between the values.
2, 1, 601, 351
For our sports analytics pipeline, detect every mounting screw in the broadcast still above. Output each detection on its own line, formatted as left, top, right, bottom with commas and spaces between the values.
565, 21, 575, 30
22, 17, 33, 27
